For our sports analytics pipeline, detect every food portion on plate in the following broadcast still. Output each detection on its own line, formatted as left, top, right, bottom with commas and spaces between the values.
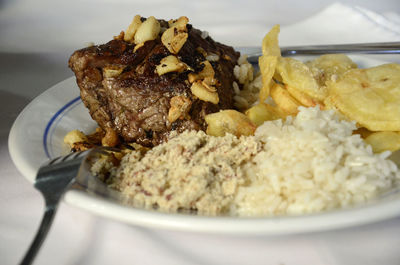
92, 107, 399, 216
249, 24, 400, 153
66, 16, 400, 217
68, 15, 248, 147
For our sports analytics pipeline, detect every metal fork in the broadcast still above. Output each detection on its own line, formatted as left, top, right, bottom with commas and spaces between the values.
20, 147, 115, 265
247, 41, 400, 64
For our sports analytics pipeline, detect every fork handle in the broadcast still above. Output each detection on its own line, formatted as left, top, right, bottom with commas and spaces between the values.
280, 41, 400, 56
20, 206, 57, 265
246, 41, 400, 64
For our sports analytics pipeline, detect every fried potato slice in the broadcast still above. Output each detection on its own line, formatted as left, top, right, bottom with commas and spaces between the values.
258, 25, 281, 102
305, 54, 357, 87
365, 131, 400, 153
259, 55, 278, 102
261, 24, 281, 57
286, 85, 320, 107
245, 103, 283, 126
205, 110, 256, 137
325, 63, 400, 131
276, 57, 327, 101
270, 82, 301, 115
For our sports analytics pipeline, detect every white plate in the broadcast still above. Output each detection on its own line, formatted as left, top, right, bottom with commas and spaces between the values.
8, 55, 400, 235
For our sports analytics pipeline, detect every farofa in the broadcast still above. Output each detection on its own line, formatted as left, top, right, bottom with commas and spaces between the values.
100, 130, 260, 216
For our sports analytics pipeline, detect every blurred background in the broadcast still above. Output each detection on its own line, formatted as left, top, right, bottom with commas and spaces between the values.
1, 1, 400, 265
1, 0, 399, 98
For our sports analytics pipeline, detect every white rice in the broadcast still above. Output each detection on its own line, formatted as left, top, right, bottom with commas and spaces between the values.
231, 106, 400, 216
102, 107, 400, 216
232, 54, 261, 110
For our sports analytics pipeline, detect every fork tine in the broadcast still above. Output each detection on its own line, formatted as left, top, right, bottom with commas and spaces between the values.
21, 146, 120, 265
84, 146, 120, 160
46, 157, 62, 166
59, 152, 77, 163
40, 147, 114, 170
42, 149, 89, 167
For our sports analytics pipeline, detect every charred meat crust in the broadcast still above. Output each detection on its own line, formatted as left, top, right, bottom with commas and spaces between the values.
69, 20, 240, 147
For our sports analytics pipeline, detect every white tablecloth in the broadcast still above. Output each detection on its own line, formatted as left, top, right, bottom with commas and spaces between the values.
1, 1, 400, 264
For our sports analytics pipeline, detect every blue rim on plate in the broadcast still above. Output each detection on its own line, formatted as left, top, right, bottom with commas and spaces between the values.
43, 96, 81, 159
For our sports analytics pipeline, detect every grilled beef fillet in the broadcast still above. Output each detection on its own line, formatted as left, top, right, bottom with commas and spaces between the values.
69, 18, 240, 147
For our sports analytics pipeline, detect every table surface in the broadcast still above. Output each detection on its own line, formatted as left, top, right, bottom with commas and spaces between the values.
1, 1, 400, 264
